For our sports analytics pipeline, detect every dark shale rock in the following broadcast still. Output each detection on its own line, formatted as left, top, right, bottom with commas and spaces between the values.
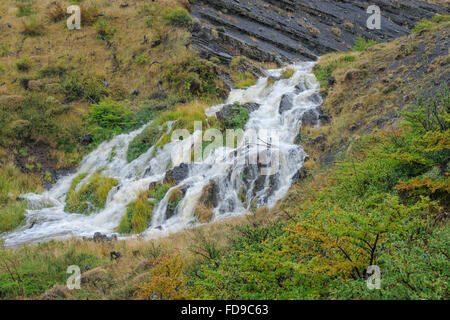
190, 0, 444, 63
199, 180, 220, 208
301, 108, 321, 126
279, 93, 295, 114
216, 102, 261, 121
164, 163, 190, 184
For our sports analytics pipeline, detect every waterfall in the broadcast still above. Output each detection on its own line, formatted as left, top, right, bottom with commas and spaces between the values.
2, 62, 321, 247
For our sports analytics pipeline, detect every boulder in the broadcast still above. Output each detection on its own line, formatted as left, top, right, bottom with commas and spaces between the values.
301, 109, 320, 126
216, 102, 260, 121
164, 163, 190, 184
295, 82, 307, 93
279, 93, 294, 114
308, 93, 322, 105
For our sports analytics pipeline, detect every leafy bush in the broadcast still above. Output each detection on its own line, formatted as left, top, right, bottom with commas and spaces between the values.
413, 19, 436, 33
118, 193, 155, 234
163, 8, 192, 28
353, 36, 377, 52
127, 123, 164, 162
220, 104, 250, 130
162, 54, 218, 98
16, 58, 31, 72
0, 242, 105, 298
97, 19, 117, 40
88, 99, 136, 133
21, 16, 45, 36
61, 72, 107, 103
16, 3, 34, 17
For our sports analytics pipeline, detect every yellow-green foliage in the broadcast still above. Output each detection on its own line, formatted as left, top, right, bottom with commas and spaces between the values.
117, 182, 175, 234
167, 188, 184, 218
413, 14, 450, 33
127, 102, 215, 162
136, 255, 189, 300
0, 164, 42, 232
230, 56, 256, 89
118, 193, 155, 234
281, 68, 295, 79
65, 172, 118, 215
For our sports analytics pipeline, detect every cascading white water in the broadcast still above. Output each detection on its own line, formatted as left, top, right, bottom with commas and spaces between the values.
2, 62, 321, 247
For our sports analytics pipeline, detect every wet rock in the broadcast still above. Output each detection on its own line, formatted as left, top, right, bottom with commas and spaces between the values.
308, 93, 322, 105
110, 251, 122, 260
164, 163, 190, 184
319, 114, 332, 124
199, 180, 220, 208
292, 167, 308, 183
295, 82, 307, 93
216, 102, 260, 121
93, 232, 107, 242
92, 232, 117, 242
166, 187, 184, 219
279, 93, 294, 114
301, 108, 320, 126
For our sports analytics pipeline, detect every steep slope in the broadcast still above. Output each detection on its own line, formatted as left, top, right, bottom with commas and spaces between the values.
191, 0, 446, 63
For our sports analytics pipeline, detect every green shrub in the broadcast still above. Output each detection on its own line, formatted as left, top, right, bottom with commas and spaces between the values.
16, 3, 34, 17
162, 55, 218, 98
39, 65, 67, 78
413, 19, 436, 33
220, 104, 250, 130
163, 8, 192, 28
21, 16, 45, 36
61, 72, 107, 103
88, 99, 136, 131
16, 58, 31, 72
127, 123, 164, 162
353, 36, 377, 52
15, 93, 58, 139
0, 242, 105, 298
97, 19, 117, 40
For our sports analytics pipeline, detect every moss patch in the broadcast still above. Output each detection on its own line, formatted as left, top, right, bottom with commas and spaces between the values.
65, 173, 118, 215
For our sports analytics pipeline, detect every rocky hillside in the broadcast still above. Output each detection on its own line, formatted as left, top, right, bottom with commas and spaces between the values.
0, 0, 448, 300
190, 0, 446, 63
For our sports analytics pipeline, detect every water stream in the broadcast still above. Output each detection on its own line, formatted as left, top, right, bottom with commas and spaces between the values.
3, 62, 321, 247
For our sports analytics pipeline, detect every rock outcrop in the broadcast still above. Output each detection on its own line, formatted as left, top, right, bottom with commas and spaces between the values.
191, 0, 445, 63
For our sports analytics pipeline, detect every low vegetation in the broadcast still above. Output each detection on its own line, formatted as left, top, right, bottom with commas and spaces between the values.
65, 172, 118, 215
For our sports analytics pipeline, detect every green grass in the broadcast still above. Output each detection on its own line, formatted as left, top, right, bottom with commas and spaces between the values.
117, 182, 176, 234
281, 68, 295, 79
353, 36, 377, 52
64, 172, 118, 215
0, 164, 42, 232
